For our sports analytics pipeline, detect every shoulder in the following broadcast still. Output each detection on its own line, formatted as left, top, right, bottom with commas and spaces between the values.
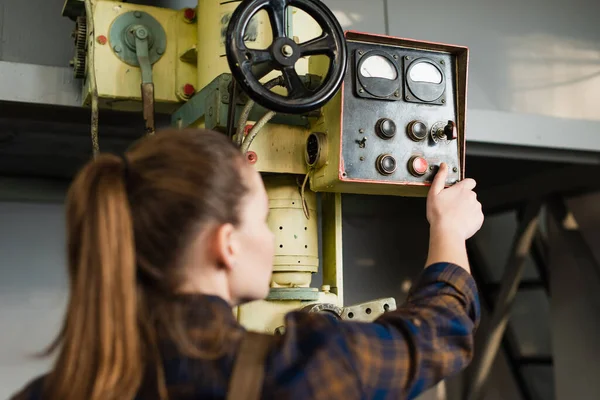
9, 375, 46, 400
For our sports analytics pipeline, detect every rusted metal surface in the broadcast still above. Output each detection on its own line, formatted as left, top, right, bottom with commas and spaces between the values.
142, 82, 155, 136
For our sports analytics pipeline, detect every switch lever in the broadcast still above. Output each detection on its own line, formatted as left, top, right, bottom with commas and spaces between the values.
444, 120, 457, 140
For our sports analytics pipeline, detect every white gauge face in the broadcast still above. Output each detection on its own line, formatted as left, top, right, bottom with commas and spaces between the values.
360, 55, 398, 80
409, 62, 443, 84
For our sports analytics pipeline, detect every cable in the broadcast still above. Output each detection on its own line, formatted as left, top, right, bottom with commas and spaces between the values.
235, 76, 284, 148
240, 110, 276, 154
84, 0, 100, 157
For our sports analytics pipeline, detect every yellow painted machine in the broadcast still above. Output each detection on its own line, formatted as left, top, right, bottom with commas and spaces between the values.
61, 0, 468, 334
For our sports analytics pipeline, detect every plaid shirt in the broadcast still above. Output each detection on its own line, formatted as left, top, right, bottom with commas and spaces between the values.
12, 262, 480, 400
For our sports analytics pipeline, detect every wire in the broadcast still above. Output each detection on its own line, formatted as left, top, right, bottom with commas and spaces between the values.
240, 111, 276, 154
235, 76, 284, 148
84, 0, 100, 157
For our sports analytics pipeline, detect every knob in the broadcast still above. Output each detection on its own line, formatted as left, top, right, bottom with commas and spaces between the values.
376, 154, 397, 175
408, 156, 428, 177
444, 120, 457, 140
376, 118, 396, 139
407, 120, 428, 141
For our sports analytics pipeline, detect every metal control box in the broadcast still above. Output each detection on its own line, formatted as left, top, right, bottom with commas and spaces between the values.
307, 31, 468, 197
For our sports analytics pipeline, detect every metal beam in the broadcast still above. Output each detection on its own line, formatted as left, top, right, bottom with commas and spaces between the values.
3, 62, 600, 161
467, 201, 542, 400
479, 164, 600, 214
466, 240, 533, 400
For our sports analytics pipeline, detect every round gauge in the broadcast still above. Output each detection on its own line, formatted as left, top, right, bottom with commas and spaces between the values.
406, 58, 446, 103
356, 50, 401, 99
360, 55, 398, 80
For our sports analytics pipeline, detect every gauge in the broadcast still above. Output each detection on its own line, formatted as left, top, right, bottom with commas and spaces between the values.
405, 58, 446, 103
356, 50, 401, 99
360, 55, 398, 80
409, 62, 442, 84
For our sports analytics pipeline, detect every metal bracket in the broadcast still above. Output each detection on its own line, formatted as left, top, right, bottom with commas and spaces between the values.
171, 74, 322, 130
341, 297, 398, 322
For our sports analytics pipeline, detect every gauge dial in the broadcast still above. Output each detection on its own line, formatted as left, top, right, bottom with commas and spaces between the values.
360, 55, 398, 80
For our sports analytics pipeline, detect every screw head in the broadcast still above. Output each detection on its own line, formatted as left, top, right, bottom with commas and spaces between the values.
97, 35, 108, 45
358, 50, 364, 55
183, 83, 195, 98
394, 90, 400, 97
360, 156, 365, 161
406, 95, 411, 100
183, 8, 196, 22
405, 56, 410, 60
441, 99, 446, 104
134, 11, 142, 18
453, 167, 458, 172
114, 45, 122, 53
359, 88, 364, 93
359, 128, 365, 133
135, 28, 148, 39
393, 54, 398, 60
156, 47, 165, 55
246, 151, 258, 164
440, 60, 445, 65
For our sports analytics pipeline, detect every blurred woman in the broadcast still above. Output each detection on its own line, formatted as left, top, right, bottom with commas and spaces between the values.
11, 128, 483, 400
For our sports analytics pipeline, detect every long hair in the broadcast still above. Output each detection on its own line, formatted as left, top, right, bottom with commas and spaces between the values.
43, 129, 248, 400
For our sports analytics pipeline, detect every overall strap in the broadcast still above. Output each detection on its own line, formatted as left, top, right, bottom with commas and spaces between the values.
227, 331, 273, 400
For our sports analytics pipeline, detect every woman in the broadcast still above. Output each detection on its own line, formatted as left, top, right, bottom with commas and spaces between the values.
11, 128, 483, 400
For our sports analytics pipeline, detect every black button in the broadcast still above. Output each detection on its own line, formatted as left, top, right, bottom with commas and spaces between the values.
376, 118, 396, 139
376, 154, 397, 175
407, 120, 428, 141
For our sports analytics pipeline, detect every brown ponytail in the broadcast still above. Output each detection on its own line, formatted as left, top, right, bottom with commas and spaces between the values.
38, 129, 249, 399
45, 154, 143, 400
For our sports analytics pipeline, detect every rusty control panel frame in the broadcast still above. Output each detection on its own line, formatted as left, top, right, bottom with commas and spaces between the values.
308, 31, 468, 197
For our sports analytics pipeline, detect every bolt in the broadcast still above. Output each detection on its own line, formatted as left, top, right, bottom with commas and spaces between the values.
359, 88, 364, 93
182, 83, 195, 98
97, 35, 108, 45
246, 151, 258, 164
441, 99, 446, 104
281, 44, 294, 57
359, 128, 365, 134
394, 90, 400, 97
430, 166, 434, 171
440, 60, 445, 65
183, 7, 196, 22
114, 45, 122, 53
134, 11, 142, 18
393, 54, 398, 60
360, 156, 365, 161
136, 28, 148, 40
406, 95, 411, 100
156, 47, 165, 55
405, 56, 410, 60
453, 167, 458, 172
358, 50, 364, 56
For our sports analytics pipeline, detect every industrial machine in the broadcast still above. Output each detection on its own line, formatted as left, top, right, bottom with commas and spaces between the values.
61, 0, 468, 334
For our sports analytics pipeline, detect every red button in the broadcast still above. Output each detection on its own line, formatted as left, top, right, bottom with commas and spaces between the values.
409, 156, 428, 176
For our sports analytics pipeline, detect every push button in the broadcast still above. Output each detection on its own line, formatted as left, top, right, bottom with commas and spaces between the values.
408, 156, 428, 176
376, 154, 397, 175
407, 120, 428, 141
376, 118, 396, 139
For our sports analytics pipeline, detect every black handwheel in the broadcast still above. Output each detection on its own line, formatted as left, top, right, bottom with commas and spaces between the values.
226, 0, 347, 114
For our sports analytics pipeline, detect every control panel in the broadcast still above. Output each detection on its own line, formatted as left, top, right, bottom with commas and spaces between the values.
307, 31, 468, 197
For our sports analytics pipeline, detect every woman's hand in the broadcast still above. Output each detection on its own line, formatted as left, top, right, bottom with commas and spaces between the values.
427, 163, 484, 241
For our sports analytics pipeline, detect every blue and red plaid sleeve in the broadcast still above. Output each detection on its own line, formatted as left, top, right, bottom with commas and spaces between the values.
269, 262, 480, 399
